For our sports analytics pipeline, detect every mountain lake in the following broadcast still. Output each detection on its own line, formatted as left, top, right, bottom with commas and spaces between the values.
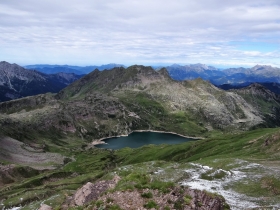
95, 131, 196, 149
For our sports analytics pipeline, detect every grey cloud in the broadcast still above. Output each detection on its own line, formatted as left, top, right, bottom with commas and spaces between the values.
0, 0, 280, 66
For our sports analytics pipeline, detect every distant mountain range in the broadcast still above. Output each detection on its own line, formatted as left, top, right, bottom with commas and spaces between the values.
2, 61, 280, 103
24, 63, 280, 87
0, 61, 82, 102
165, 63, 280, 85
25, 63, 125, 75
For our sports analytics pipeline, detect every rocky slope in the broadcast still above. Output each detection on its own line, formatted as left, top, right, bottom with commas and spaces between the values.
231, 83, 280, 126
57, 65, 264, 131
0, 65, 278, 150
217, 82, 280, 96
62, 176, 228, 210
0, 61, 82, 102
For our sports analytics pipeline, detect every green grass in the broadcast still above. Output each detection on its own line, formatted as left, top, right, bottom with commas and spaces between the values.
183, 195, 192, 205
113, 170, 174, 193
232, 175, 280, 197
113, 128, 280, 166
118, 92, 207, 136
1, 127, 280, 208
143, 200, 158, 209
141, 191, 153, 198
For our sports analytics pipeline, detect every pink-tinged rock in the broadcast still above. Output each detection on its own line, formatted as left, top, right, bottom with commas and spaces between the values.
73, 175, 121, 206
38, 204, 53, 210
74, 182, 96, 206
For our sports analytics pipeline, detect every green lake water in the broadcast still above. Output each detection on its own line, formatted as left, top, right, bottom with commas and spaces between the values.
95, 131, 195, 149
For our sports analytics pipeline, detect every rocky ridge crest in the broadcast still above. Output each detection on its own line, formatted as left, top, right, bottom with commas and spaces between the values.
0, 65, 277, 144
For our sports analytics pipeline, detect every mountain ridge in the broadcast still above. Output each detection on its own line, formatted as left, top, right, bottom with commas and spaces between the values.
166, 63, 280, 85
23, 62, 280, 87
0, 61, 82, 102
25, 63, 125, 74
2, 65, 278, 147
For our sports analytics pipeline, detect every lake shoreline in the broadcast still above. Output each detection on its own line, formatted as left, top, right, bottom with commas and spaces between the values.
91, 130, 204, 146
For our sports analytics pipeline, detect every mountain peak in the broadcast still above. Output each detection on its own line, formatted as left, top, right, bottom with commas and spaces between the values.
158, 67, 172, 79
0, 62, 81, 102
0, 61, 21, 68
170, 63, 181, 67
251, 64, 272, 71
0, 61, 10, 64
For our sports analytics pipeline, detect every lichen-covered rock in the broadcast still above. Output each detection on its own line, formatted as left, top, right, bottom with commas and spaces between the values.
73, 182, 96, 206
38, 204, 53, 210
96, 187, 228, 210
72, 175, 120, 206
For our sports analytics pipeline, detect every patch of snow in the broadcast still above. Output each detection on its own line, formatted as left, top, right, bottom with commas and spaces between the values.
181, 162, 265, 209
40, 194, 59, 206
154, 169, 164, 174
190, 163, 213, 170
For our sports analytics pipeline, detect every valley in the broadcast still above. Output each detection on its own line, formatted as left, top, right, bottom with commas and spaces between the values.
0, 64, 280, 209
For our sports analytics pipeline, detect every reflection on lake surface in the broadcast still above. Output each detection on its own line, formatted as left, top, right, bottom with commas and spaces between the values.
95, 131, 195, 149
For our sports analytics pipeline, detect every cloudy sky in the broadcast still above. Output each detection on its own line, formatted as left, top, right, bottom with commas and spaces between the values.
1, 0, 280, 67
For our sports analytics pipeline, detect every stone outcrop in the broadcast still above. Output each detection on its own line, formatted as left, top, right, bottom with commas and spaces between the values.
183, 188, 227, 210
66, 175, 228, 210
95, 186, 228, 210
71, 175, 120, 206
38, 204, 53, 210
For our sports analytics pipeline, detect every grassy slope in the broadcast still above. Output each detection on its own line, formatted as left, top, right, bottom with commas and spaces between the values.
1, 66, 280, 208
118, 91, 207, 136
1, 127, 280, 209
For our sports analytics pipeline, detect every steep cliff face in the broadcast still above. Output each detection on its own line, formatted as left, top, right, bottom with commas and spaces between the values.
232, 83, 280, 126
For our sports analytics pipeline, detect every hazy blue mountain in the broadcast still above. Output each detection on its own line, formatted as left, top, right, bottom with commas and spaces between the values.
0, 61, 82, 102
166, 63, 225, 81
30, 66, 85, 75
217, 65, 280, 84
166, 63, 280, 86
25, 63, 125, 75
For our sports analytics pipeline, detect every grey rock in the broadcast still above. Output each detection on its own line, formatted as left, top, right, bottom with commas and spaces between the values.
38, 204, 53, 210
72, 175, 121, 206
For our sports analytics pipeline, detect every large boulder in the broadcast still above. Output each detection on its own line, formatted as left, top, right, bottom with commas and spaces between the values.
73, 182, 96, 206
73, 175, 120, 206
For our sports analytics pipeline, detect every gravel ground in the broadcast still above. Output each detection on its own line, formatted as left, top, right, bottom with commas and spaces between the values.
0, 136, 65, 169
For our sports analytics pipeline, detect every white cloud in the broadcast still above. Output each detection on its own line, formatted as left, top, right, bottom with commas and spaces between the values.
0, 0, 279, 67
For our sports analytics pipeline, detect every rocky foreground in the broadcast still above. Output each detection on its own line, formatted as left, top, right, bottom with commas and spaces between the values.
37, 175, 228, 210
